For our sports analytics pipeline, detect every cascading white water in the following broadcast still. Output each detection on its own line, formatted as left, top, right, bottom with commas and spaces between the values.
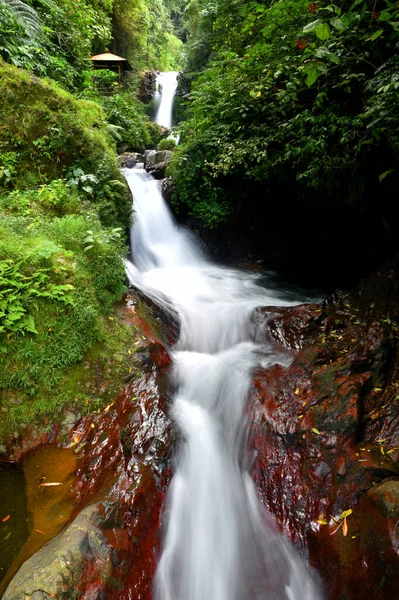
154, 71, 179, 129
125, 72, 324, 600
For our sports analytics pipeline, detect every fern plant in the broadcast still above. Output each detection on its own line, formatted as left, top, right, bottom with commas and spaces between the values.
0, 0, 41, 40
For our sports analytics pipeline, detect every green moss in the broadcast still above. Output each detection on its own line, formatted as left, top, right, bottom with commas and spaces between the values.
0, 308, 143, 441
0, 61, 131, 228
0, 64, 140, 441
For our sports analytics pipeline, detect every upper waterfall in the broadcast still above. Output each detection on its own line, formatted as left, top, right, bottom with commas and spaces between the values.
154, 71, 179, 129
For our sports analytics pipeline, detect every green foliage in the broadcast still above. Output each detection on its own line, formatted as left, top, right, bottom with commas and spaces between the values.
158, 137, 177, 150
113, 0, 184, 72
0, 63, 132, 439
171, 0, 399, 239
99, 92, 153, 151
0, 62, 131, 228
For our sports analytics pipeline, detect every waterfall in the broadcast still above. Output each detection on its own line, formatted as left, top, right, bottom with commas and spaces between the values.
154, 71, 179, 129
124, 72, 324, 600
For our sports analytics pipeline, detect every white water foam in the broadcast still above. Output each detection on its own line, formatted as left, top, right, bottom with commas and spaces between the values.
125, 72, 324, 600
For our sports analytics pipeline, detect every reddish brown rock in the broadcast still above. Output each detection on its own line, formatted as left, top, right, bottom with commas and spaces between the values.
249, 267, 399, 598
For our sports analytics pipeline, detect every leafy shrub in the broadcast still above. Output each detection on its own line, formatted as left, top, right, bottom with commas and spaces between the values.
157, 138, 176, 151
171, 0, 399, 258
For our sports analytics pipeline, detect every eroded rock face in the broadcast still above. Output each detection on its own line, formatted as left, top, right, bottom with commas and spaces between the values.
138, 71, 157, 104
144, 150, 173, 179
249, 265, 399, 598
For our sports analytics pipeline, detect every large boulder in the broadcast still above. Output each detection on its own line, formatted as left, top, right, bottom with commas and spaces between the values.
118, 152, 145, 168
144, 150, 173, 179
3, 503, 113, 600
249, 263, 399, 598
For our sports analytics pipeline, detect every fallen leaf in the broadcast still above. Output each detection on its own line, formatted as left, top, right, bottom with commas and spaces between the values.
39, 482, 63, 487
317, 519, 328, 525
295, 388, 300, 395
312, 428, 321, 435
342, 517, 348, 536
2, 514, 10, 522
339, 508, 353, 520
4, 531, 11, 540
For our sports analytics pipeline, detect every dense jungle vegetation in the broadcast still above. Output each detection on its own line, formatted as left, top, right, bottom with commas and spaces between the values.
171, 0, 399, 286
0, 0, 183, 437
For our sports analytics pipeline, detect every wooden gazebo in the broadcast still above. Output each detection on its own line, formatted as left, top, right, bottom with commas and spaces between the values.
90, 52, 132, 94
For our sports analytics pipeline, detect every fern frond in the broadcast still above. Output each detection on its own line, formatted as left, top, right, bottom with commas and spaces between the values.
0, 0, 41, 40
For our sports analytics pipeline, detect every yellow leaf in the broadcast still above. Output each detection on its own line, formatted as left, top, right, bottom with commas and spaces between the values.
298, 414, 304, 419
312, 428, 321, 435
295, 388, 300, 395
256, 91, 262, 97
317, 519, 328, 525
339, 509, 352, 520
381, 446, 385, 455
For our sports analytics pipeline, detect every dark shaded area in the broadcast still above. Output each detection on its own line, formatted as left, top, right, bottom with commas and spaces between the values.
171, 165, 399, 292
0, 464, 29, 583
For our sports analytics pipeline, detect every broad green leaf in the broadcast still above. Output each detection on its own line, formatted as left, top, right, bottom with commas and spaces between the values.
303, 19, 322, 33
370, 29, 384, 41
330, 17, 345, 30
316, 23, 331, 40
305, 66, 321, 87
379, 169, 393, 182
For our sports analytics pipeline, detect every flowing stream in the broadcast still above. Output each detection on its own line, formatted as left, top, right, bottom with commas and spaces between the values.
124, 72, 323, 600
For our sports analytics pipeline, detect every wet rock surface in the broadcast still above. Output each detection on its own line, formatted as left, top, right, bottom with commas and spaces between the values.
118, 152, 145, 168
1, 293, 178, 600
250, 261, 399, 598
138, 71, 157, 104
3, 504, 113, 600
3, 260, 399, 599
144, 150, 172, 179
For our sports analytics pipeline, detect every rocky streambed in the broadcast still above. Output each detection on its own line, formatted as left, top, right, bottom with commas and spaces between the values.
1, 262, 399, 599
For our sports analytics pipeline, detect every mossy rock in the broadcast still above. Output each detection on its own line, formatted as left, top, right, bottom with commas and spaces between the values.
0, 61, 131, 227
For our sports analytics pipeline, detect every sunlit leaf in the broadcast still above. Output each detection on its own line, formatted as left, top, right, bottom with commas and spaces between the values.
315, 23, 331, 40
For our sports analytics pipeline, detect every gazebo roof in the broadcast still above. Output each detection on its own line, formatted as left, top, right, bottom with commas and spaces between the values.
90, 53, 132, 70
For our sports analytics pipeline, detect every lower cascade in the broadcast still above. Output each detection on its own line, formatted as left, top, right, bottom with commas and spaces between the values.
124, 165, 324, 599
